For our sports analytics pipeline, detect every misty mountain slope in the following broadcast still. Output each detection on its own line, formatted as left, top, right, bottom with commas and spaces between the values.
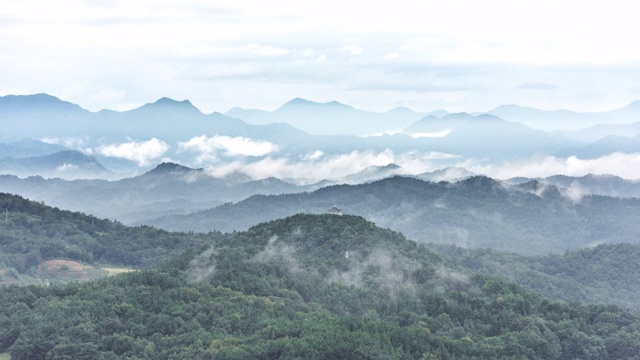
0, 150, 112, 179
555, 133, 640, 158
564, 121, 640, 142
487, 100, 640, 132
0, 193, 216, 276
0, 162, 312, 223
142, 176, 640, 255
508, 174, 640, 199
5, 213, 640, 359
403, 113, 575, 159
0, 94, 312, 145
6, 94, 640, 178
339, 163, 403, 184
431, 242, 640, 310
0, 94, 91, 142
0, 139, 68, 158
227, 97, 427, 135
415, 166, 475, 182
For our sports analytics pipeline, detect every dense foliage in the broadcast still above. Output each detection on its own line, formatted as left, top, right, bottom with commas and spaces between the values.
2, 214, 640, 359
0, 193, 216, 274
430, 242, 640, 310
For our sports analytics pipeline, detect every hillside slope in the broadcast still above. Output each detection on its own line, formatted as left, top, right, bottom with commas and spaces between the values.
2, 214, 640, 359
143, 176, 640, 255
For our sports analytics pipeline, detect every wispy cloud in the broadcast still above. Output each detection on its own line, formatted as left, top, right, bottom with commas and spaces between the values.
463, 153, 640, 180
203, 149, 457, 182
96, 138, 169, 166
41, 136, 88, 149
178, 135, 279, 164
518, 83, 557, 90
341, 44, 362, 55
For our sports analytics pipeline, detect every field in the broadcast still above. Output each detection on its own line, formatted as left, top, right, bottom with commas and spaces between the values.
101, 266, 135, 275
0, 260, 135, 286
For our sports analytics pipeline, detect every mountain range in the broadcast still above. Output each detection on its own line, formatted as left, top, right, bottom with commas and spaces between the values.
0, 150, 112, 180
226, 97, 434, 135
140, 175, 640, 255
0, 162, 316, 223
3, 94, 640, 181
486, 100, 640, 132
2, 200, 640, 358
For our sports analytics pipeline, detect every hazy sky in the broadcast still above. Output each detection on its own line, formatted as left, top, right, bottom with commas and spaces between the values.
2, 0, 640, 113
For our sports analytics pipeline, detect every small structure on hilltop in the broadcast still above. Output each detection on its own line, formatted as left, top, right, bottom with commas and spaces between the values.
327, 206, 343, 216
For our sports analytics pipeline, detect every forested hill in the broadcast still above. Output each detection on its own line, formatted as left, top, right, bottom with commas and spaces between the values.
2, 213, 640, 359
431, 242, 640, 310
143, 176, 640, 255
0, 193, 217, 274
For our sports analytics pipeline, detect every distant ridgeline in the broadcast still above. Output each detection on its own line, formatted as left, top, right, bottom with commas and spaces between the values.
143, 175, 640, 255
1, 213, 640, 359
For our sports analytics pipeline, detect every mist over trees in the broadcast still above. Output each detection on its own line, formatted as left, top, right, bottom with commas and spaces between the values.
2, 214, 640, 359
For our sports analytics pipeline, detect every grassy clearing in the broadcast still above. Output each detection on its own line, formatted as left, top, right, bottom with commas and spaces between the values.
0, 352, 11, 360
102, 266, 135, 275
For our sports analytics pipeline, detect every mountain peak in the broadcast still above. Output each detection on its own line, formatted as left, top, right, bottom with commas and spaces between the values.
145, 162, 199, 176
134, 97, 201, 114
154, 97, 192, 106
0, 93, 86, 113
458, 175, 501, 190
277, 98, 354, 111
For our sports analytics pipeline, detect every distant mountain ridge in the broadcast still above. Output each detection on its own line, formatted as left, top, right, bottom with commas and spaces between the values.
0, 138, 68, 158
0, 162, 315, 223
486, 100, 640, 132
506, 173, 640, 198
226, 97, 428, 135
141, 175, 640, 255
3, 93, 640, 177
0, 94, 308, 145
0, 150, 111, 179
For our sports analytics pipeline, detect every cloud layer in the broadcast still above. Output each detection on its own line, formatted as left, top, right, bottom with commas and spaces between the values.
2, 1, 639, 114
178, 135, 279, 164
96, 138, 169, 166
203, 149, 456, 182
465, 153, 640, 180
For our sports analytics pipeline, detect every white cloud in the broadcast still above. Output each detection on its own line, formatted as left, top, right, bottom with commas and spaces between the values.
463, 153, 640, 180
384, 52, 399, 60
405, 130, 452, 138
40, 136, 88, 149
178, 135, 279, 164
204, 149, 457, 182
3, 1, 640, 114
96, 138, 169, 166
56, 163, 79, 172
303, 150, 324, 161
342, 44, 362, 55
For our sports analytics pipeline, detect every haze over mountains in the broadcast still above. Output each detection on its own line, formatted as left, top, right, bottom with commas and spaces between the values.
141, 175, 640, 255
3, 93, 640, 182
4, 93, 640, 358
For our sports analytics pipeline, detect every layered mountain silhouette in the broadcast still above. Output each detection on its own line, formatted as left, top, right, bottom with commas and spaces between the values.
2, 94, 640, 178
0, 162, 314, 223
141, 175, 640, 255
0, 138, 68, 158
486, 100, 640, 132
0, 150, 111, 179
507, 173, 640, 198
227, 97, 429, 135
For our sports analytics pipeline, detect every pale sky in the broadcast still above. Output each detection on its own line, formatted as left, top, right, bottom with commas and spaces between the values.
2, 0, 640, 114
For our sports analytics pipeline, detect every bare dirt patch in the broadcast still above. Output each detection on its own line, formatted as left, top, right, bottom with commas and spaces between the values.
38, 259, 86, 272
35, 259, 107, 283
